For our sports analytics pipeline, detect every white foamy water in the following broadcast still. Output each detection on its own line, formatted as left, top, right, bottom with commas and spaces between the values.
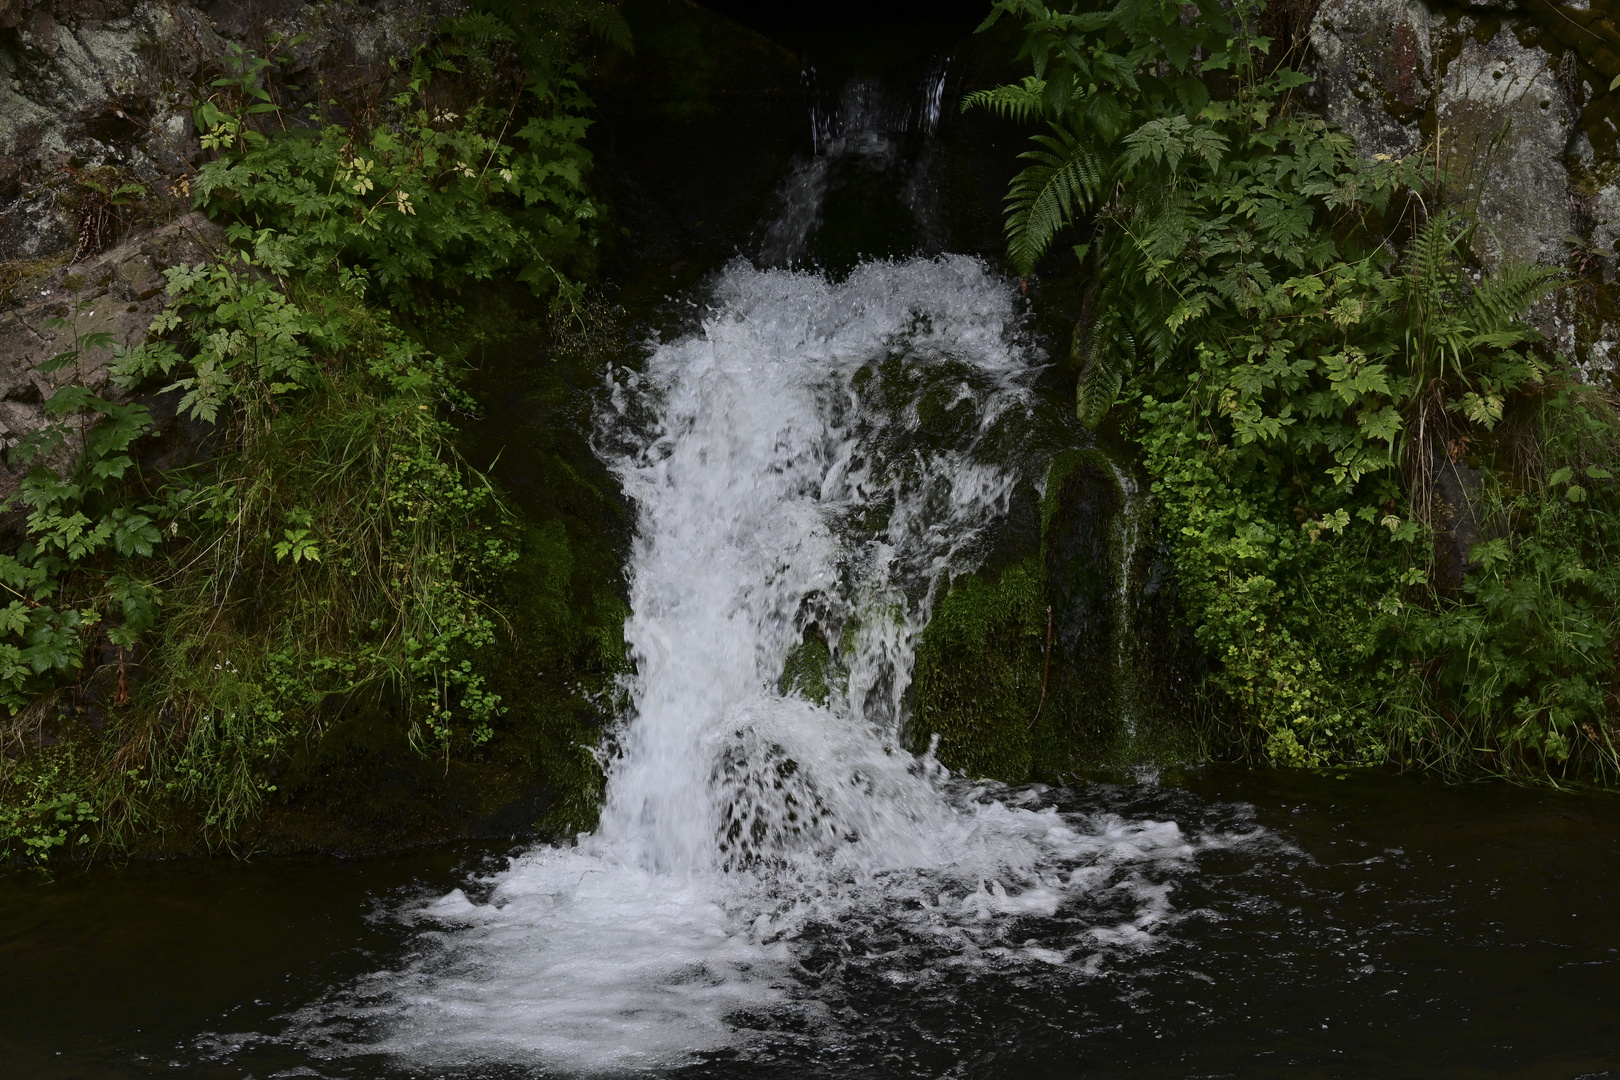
280, 256, 1221, 1076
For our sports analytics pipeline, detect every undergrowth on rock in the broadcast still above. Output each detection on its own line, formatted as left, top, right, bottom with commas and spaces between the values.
973, 0, 1620, 784
0, 8, 629, 862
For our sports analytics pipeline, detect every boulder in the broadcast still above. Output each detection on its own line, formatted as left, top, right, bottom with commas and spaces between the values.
1307, 0, 1620, 373
1436, 22, 1576, 269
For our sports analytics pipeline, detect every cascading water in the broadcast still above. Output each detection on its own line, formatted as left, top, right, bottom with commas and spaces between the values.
759, 74, 946, 270
281, 73, 1253, 1077
1102, 456, 1152, 743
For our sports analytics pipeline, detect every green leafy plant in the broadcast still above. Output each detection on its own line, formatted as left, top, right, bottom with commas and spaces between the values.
0, 19, 626, 861
976, 0, 1614, 780
189, 41, 601, 310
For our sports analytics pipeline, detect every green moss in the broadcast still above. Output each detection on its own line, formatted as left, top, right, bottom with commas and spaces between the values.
482, 518, 625, 840
909, 445, 1201, 784
1039, 447, 1115, 549
780, 630, 833, 705
909, 558, 1047, 779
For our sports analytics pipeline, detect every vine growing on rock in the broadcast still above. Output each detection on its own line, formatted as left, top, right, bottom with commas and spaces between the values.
975, 0, 1620, 781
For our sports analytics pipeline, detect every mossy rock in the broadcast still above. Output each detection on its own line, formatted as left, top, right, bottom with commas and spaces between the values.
908, 446, 1199, 783
909, 557, 1047, 778
780, 627, 833, 705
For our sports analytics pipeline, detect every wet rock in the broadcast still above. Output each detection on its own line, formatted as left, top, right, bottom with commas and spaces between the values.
468, 783, 554, 838
1430, 446, 1489, 591
1586, 170, 1620, 275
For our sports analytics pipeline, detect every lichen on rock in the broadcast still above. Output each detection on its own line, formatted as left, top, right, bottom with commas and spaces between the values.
1436, 21, 1575, 269
1310, 0, 1436, 159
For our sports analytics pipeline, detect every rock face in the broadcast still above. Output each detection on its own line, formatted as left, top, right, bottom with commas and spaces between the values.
1307, 0, 1620, 380
0, 211, 223, 497
0, 0, 456, 265
1436, 25, 1576, 270
0, 0, 453, 493
1310, 0, 1436, 160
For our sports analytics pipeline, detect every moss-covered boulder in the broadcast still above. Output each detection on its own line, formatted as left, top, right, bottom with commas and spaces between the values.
907, 446, 1198, 782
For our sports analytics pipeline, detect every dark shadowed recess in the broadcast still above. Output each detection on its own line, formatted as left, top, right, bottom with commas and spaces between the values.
700, 0, 992, 71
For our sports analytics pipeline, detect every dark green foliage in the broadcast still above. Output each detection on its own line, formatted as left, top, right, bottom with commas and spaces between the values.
448, 0, 632, 75
0, 314, 164, 723
1396, 390, 1620, 780
1, 20, 626, 860
978, 0, 1620, 781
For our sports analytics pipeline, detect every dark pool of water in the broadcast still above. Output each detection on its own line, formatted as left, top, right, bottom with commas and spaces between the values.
3, 769, 1617, 1079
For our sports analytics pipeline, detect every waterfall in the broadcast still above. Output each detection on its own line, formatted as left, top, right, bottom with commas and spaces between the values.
290, 75, 1216, 1077
759, 75, 943, 269
311, 259, 1202, 1074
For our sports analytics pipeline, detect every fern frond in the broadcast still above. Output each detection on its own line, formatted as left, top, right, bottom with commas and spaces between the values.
962, 77, 1048, 123
443, 12, 513, 45
586, 5, 634, 52
1466, 261, 1565, 331
1075, 311, 1134, 429
1004, 124, 1107, 276
1405, 210, 1469, 302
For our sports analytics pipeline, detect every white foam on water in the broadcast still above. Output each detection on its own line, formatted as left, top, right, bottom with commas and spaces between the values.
279, 256, 1216, 1075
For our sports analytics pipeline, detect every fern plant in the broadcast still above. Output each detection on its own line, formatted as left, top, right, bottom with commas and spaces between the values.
980, 0, 1611, 781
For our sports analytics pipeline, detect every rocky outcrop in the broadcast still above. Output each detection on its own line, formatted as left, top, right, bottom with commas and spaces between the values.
1310, 0, 1436, 159
0, 0, 457, 265
1436, 25, 1576, 270
1307, 0, 1620, 379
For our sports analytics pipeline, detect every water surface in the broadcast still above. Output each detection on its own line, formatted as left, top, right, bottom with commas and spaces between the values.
3, 770, 1618, 1077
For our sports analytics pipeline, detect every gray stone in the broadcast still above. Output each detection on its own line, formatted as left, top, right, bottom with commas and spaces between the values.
1306, 0, 1620, 373
1309, 0, 1435, 160
1436, 24, 1576, 269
